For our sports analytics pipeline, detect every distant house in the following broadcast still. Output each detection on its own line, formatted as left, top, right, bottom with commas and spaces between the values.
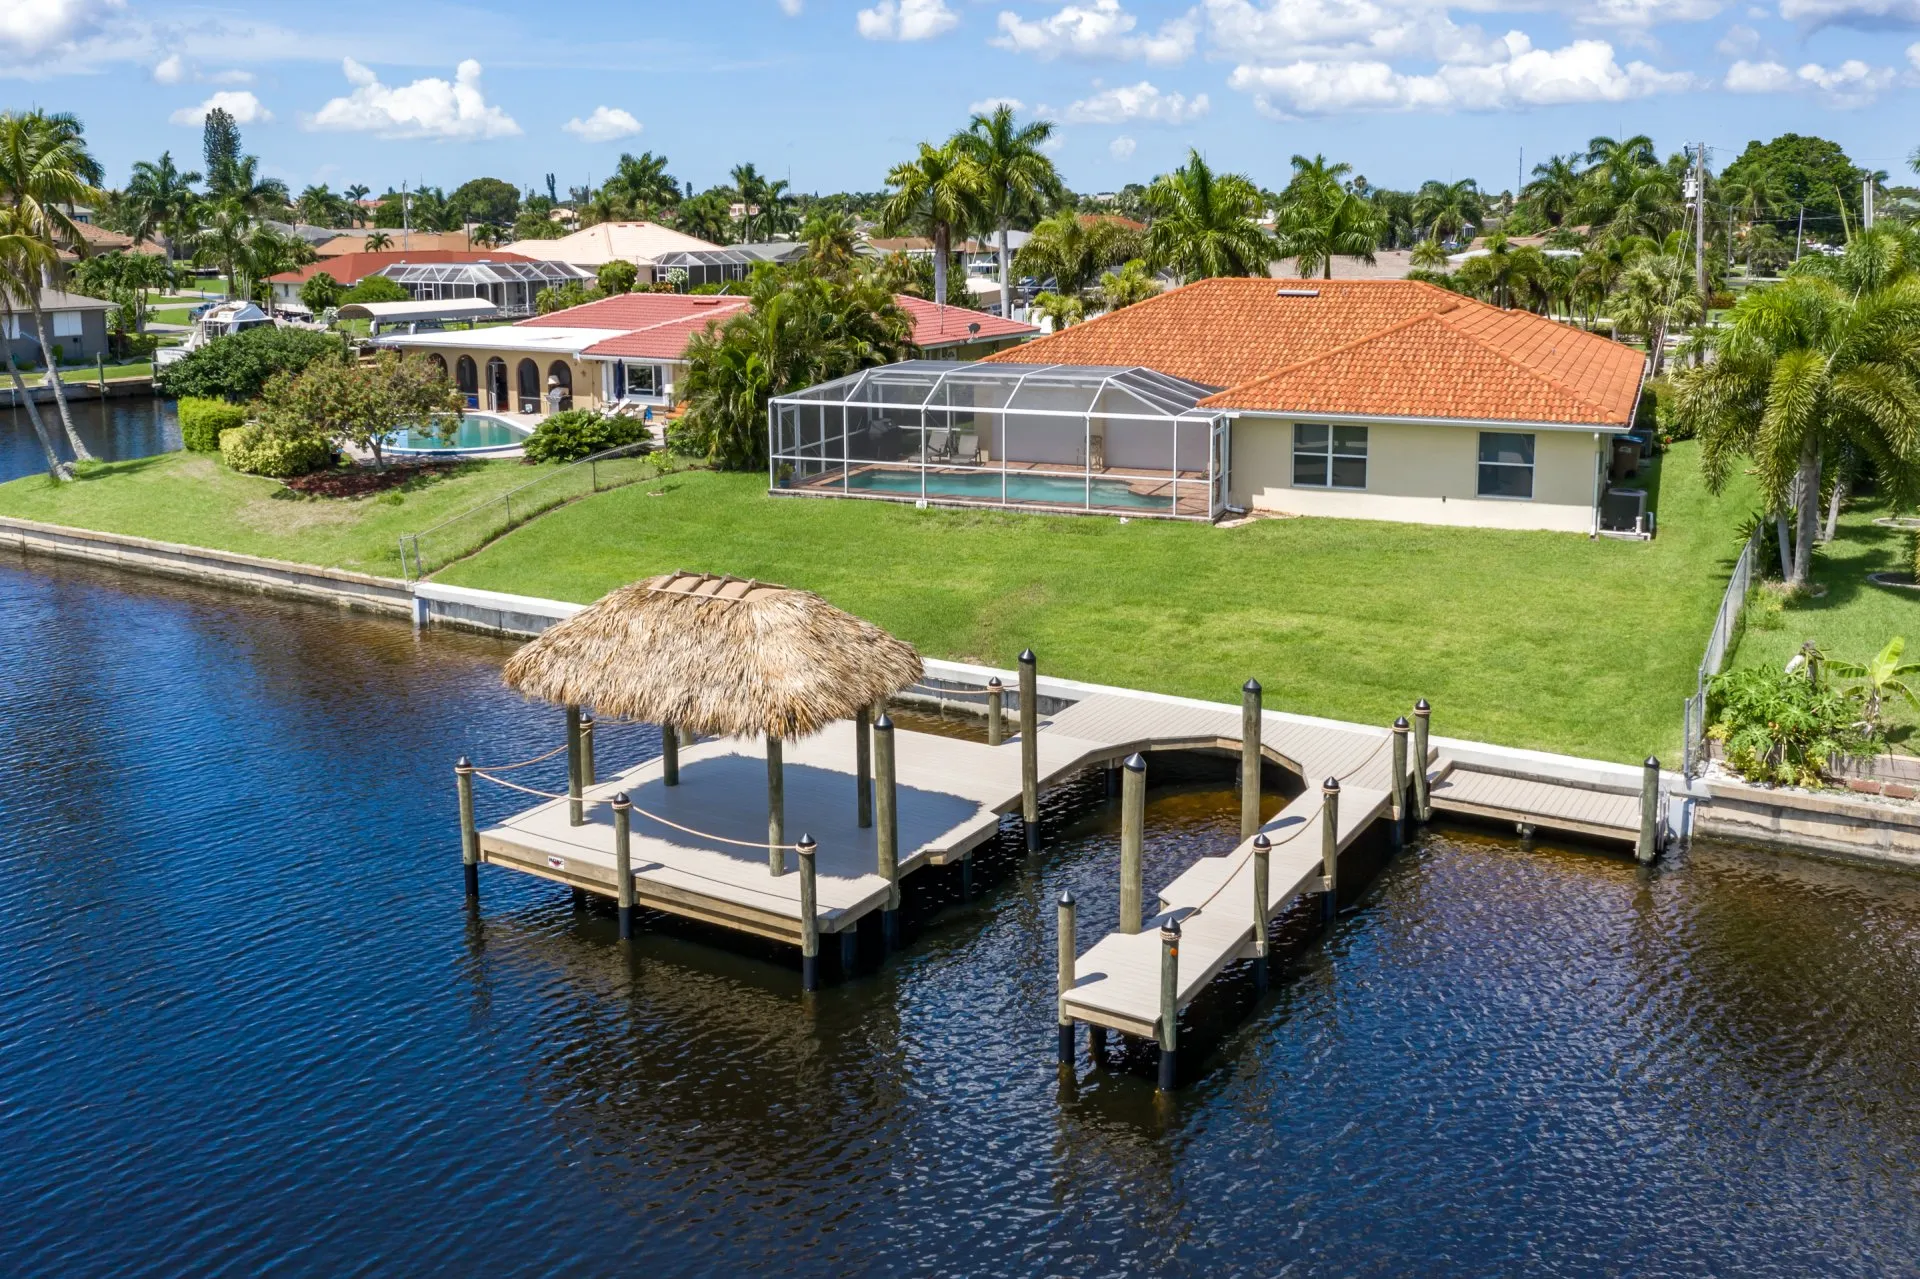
268, 250, 533, 309
266, 250, 592, 317
312, 230, 480, 258
2, 288, 114, 365
368, 291, 1035, 416
497, 221, 723, 281
651, 241, 810, 291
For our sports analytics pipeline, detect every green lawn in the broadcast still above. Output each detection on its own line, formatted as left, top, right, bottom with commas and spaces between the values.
1731, 495, 1920, 751
0, 451, 576, 578
13, 361, 154, 386
432, 442, 1756, 764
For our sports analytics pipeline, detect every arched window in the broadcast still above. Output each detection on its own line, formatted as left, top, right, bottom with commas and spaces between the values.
546, 360, 573, 412
516, 358, 540, 412
486, 357, 508, 412
455, 355, 478, 396
426, 353, 448, 378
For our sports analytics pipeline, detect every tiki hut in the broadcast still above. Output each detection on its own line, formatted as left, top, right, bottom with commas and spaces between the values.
503, 571, 924, 872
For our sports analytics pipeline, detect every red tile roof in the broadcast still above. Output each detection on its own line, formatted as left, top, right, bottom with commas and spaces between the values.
892, 294, 1037, 349
983, 277, 1646, 427
518, 291, 748, 331
267, 250, 535, 286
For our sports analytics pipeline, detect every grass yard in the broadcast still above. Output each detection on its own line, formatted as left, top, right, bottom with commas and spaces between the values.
13, 361, 154, 386
434, 442, 1757, 764
1731, 495, 1920, 752
0, 451, 576, 578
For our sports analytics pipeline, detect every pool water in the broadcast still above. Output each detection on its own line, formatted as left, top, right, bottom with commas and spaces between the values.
386, 414, 530, 452
844, 467, 1175, 510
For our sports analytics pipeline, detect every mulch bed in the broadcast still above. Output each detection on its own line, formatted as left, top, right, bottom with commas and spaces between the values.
284, 460, 459, 498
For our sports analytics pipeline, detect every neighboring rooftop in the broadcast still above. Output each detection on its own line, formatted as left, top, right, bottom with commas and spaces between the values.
268, 250, 538, 287
891, 294, 1038, 350
499, 221, 722, 267
983, 277, 1646, 427
313, 230, 478, 257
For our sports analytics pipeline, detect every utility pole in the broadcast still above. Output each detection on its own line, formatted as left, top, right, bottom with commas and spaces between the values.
401, 179, 411, 251
1694, 142, 1708, 303
1795, 204, 1804, 262
1863, 174, 1874, 231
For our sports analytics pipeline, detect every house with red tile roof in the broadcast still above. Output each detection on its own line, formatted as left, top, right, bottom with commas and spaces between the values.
368, 290, 1036, 418
973, 277, 1648, 533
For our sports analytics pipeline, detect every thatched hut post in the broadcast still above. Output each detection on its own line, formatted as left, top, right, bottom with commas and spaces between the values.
855, 707, 873, 829
767, 736, 786, 875
566, 706, 585, 826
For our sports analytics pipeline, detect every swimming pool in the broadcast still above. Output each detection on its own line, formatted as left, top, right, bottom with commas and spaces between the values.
843, 468, 1174, 511
386, 414, 531, 455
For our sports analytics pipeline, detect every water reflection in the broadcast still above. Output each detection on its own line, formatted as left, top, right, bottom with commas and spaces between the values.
4, 554, 1920, 1276
1, 394, 178, 482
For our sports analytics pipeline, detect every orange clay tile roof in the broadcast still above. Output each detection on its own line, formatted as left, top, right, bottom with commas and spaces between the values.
982, 277, 1646, 427
891, 294, 1037, 348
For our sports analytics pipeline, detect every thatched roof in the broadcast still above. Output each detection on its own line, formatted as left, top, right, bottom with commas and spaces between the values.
501, 571, 923, 739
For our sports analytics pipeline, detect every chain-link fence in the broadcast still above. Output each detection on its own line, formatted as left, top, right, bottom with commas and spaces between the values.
1682, 523, 1764, 778
398, 442, 656, 581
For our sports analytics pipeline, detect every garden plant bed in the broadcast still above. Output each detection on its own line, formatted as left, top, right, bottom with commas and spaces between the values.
285, 460, 460, 499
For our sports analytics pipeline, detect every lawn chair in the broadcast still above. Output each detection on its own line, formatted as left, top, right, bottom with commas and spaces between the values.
922, 425, 953, 462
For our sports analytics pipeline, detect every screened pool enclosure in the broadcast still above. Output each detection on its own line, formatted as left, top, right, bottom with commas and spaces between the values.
768, 362, 1228, 519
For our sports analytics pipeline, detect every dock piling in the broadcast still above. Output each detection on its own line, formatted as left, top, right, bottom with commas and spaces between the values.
1241, 679, 1262, 839
1157, 917, 1180, 1092
987, 678, 1004, 746
456, 757, 479, 898
840, 928, 859, 972
1020, 650, 1039, 851
1391, 716, 1409, 848
612, 792, 634, 940
876, 713, 900, 947
662, 720, 679, 786
1320, 777, 1341, 921
1413, 699, 1432, 822
1251, 833, 1271, 993
1637, 756, 1661, 864
797, 834, 820, 990
1057, 890, 1077, 1066
566, 705, 584, 826
580, 714, 596, 788
856, 707, 873, 829
1120, 753, 1146, 934
767, 736, 786, 875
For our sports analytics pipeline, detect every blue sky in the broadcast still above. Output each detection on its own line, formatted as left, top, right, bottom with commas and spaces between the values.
5, 0, 1918, 197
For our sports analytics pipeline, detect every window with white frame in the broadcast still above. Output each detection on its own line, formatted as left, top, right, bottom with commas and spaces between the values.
1477, 432, 1535, 499
624, 361, 662, 397
52, 312, 83, 338
1292, 423, 1368, 489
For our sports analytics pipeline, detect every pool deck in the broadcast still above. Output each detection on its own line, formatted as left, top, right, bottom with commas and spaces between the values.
783, 460, 1216, 519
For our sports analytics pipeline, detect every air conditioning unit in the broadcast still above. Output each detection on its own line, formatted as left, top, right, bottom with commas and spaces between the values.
1600, 486, 1648, 536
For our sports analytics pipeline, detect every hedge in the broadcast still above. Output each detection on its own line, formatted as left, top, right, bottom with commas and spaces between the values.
521, 409, 651, 463
154, 327, 348, 403
218, 425, 335, 478
178, 396, 248, 451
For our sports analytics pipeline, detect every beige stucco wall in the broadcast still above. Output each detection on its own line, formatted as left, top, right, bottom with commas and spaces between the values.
1228, 415, 1606, 534
387, 344, 606, 416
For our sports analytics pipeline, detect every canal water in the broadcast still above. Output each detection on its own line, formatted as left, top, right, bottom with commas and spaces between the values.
1, 396, 179, 484
3, 554, 1918, 1276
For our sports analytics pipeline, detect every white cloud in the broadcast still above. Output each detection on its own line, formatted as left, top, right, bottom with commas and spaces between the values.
152, 51, 185, 83
856, 0, 959, 40
994, 1, 1197, 64
1794, 58, 1894, 105
307, 57, 521, 140
1715, 23, 1760, 55
563, 105, 642, 142
1723, 57, 1794, 89
1110, 135, 1137, 159
1571, 0, 1724, 27
969, 95, 1027, 113
1909, 39, 1920, 69
153, 53, 253, 85
778, 0, 803, 12
0, 0, 121, 59
1058, 79, 1210, 123
1203, 0, 1507, 67
1777, 0, 1920, 23
169, 89, 270, 126
1228, 34, 1692, 115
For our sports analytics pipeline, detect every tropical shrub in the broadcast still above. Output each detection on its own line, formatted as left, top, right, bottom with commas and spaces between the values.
1825, 637, 1920, 727
256, 350, 464, 469
299, 271, 342, 313
521, 409, 650, 463
178, 396, 248, 451
1706, 663, 1878, 787
218, 423, 335, 478
597, 260, 639, 294
154, 326, 348, 402
339, 274, 410, 305
536, 282, 602, 314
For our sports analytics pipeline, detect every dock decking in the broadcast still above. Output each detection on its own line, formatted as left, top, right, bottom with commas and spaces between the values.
1428, 763, 1642, 842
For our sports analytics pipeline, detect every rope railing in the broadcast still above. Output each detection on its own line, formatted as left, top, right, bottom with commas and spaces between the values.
469, 767, 804, 852
469, 741, 570, 773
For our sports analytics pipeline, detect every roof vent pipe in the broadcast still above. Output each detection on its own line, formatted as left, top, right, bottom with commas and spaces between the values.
1274, 288, 1320, 298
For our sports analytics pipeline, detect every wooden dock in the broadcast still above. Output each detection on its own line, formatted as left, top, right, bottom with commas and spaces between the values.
1428, 762, 1643, 843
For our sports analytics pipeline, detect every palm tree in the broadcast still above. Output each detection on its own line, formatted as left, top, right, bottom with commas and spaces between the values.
1097, 259, 1158, 312
1030, 290, 1084, 330
1676, 272, 1920, 590
729, 163, 769, 240
1016, 209, 1132, 297
1522, 154, 1586, 228
0, 110, 102, 461
209, 154, 289, 219
1412, 178, 1483, 244
1273, 153, 1382, 279
952, 104, 1060, 317
880, 141, 986, 306
1720, 167, 1788, 275
193, 200, 256, 297
295, 184, 346, 228
610, 151, 680, 215
673, 192, 734, 245
1144, 150, 1270, 283
364, 229, 393, 251
801, 209, 858, 270
344, 183, 370, 227
1612, 246, 1701, 377
0, 208, 69, 479
1410, 238, 1449, 270
125, 151, 202, 268
758, 178, 799, 238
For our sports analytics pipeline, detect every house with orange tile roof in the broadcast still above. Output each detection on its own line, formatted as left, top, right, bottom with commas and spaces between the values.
368, 290, 1036, 417
982, 277, 1648, 533
767, 277, 1648, 532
